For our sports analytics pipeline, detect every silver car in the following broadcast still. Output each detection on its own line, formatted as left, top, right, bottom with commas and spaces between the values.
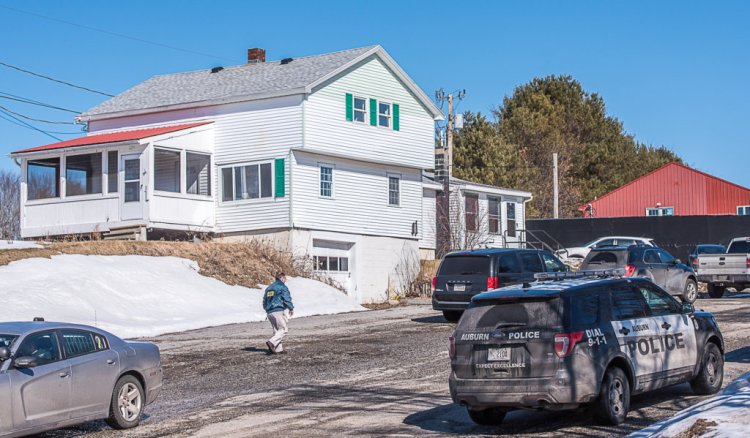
0, 320, 162, 437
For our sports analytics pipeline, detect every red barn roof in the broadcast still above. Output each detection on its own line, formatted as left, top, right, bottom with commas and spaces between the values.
12, 122, 212, 154
580, 162, 750, 217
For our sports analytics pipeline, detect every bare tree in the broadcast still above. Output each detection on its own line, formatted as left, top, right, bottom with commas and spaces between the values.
437, 187, 494, 253
0, 169, 20, 240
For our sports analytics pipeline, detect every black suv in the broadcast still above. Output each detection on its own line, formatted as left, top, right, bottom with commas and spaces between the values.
580, 246, 699, 303
449, 275, 724, 426
432, 249, 568, 322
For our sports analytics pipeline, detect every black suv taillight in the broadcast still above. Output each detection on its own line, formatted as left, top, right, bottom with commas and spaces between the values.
448, 336, 456, 359
554, 331, 583, 358
432, 276, 437, 292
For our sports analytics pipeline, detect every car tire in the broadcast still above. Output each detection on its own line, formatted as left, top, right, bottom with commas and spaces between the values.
707, 284, 725, 299
107, 375, 145, 430
467, 407, 507, 425
443, 310, 462, 323
690, 342, 724, 395
594, 367, 630, 425
682, 279, 698, 303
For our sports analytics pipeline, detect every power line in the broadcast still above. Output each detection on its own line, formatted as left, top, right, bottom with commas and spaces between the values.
0, 109, 62, 141
0, 61, 114, 97
0, 5, 235, 63
0, 91, 81, 114
0, 105, 76, 125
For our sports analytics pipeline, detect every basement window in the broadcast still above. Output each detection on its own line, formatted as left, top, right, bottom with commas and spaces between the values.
154, 149, 181, 193
27, 157, 60, 200
186, 152, 211, 196
313, 256, 349, 272
66, 153, 102, 196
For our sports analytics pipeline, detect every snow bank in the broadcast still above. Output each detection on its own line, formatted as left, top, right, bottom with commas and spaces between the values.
629, 372, 750, 438
0, 255, 365, 338
0, 240, 42, 250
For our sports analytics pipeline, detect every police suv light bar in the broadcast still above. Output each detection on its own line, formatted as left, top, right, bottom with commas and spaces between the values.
534, 268, 626, 281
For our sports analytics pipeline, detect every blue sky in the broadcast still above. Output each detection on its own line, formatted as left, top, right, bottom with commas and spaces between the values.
1, 1, 748, 186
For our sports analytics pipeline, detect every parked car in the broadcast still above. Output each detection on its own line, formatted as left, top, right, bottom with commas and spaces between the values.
432, 248, 569, 322
449, 274, 724, 426
688, 244, 726, 271
580, 246, 698, 303
0, 320, 162, 437
555, 236, 657, 260
697, 237, 750, 298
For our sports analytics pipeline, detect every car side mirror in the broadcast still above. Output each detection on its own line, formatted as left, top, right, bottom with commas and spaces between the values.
681, 303, 694, 314
673, 259, 682, 265
0, 347, 10, 361
13, 356, 39, 369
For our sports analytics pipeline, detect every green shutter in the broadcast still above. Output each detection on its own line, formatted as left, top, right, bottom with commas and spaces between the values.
274, 158, 285, 198
369, 98, 377, 126
345, 93, 353, 121
392, 103, 400, 131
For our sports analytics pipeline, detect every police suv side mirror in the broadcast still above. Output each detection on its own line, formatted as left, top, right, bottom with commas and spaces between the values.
0, 347, 10, 361
681, 303, 694, 314
13, 356, 38, 369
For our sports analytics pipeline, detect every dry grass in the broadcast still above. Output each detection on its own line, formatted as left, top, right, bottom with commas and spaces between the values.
0, 240, 315, 290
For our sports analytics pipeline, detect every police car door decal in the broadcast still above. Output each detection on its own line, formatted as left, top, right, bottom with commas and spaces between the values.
611, 317, 664, 378
660, 313, 698, 372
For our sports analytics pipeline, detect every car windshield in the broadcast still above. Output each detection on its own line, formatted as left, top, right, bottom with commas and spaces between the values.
0, 334, 18, 349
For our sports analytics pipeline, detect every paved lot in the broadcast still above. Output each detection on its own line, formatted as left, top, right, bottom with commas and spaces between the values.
41, 296, 750, 438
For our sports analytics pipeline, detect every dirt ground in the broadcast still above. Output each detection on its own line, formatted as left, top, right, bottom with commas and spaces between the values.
39, 295, 750, 438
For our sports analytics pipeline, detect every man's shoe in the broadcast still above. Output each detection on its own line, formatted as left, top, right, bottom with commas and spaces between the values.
265, 341, 275, 354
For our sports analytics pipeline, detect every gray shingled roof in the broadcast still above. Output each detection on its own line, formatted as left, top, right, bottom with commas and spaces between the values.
80, 46, 377, 119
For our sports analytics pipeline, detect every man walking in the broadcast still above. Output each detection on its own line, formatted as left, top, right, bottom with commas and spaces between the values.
263, 273, 294, 354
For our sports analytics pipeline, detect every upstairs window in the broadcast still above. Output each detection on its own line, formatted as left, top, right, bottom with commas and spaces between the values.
378, 102, 391, 128
154, 148, 181, 193
66, 153, 102, 196
738, 206, 750, 216
353, 97, 367, 123
320, 166, 333, 197
221, 162, 273, 202
27, 157, 60, 200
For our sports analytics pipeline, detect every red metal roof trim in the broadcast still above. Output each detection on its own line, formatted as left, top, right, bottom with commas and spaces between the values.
578, 162, 750, 211
12, 122, 212, 154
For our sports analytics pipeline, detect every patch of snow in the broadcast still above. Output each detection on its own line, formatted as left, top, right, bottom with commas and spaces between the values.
0, 240, 42, 250
629, 371, 750, 438
0, 255, 365, 338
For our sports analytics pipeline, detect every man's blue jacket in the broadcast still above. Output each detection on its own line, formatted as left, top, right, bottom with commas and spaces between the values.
263, 280, 294, 314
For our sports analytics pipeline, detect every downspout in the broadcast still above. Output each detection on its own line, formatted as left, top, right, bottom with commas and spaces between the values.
523, 194, 534, 248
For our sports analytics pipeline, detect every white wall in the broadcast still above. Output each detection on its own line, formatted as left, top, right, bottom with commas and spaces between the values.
291, 150, 422, 240
304, 55, 435, 169
451, 186, 528, 249
420, 188, 437, 250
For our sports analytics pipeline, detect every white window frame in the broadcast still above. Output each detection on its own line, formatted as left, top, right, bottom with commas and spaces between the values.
387, 173, 401, 207
313, 255, 350, 272
319, 164, 334, 198
218, 160, 275, 204
352, 96, 367, 124
646, 207, 674, 217
488, 196, 501, 234
737, 205, 750, 215
378, 101, 392, 128
185, 151, 212, 197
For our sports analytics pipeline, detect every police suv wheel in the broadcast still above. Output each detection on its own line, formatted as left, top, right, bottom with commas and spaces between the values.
467, 407, 507, 425
594, 367, 630, 425
683, 280, 698, 304
443, 311, 462, 323
690, 343, 724, 395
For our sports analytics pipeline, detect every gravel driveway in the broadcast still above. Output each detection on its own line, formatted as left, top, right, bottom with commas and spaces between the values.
41, 297, 750, 437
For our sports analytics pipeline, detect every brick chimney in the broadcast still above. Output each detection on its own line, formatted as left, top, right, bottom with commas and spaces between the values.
247, 48, 266, 64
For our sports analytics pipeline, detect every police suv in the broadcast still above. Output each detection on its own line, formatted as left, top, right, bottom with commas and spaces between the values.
449, 270, 724, 426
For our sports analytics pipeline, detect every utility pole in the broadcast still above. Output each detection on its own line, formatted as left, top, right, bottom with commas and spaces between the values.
553, 152, 559, 219
446, 94, 453, 178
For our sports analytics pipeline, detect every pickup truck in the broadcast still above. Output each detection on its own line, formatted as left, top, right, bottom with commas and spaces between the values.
697, 237, 750, 298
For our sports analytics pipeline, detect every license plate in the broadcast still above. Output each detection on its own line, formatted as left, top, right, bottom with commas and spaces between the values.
717, 276, 728, 281
453, 284, 466, 292
488, 347, 511, 361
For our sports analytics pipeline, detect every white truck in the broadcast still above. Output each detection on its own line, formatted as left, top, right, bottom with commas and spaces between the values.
697, 237, 750, 298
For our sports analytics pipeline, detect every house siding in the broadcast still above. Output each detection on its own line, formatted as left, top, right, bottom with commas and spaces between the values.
420, 188, 437, 250
304, 55, 435, 169
292, 150, 421, 240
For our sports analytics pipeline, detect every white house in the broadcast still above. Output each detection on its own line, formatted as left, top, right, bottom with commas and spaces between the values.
9, 45, 530, 303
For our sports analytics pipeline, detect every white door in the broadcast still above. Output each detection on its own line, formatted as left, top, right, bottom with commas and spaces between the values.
121, 154, 143, 220
312, 240, 355, 295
